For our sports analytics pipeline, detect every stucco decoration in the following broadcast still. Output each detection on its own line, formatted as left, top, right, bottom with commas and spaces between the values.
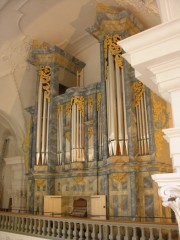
114, 0, 160, 28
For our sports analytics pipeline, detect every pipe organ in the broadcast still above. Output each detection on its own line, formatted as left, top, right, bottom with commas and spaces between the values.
134, 81, 150, 155
27, 7, 172, 220
104, 35, 128, 157
34, 37, 151, 167
36, 66, 51, 165
56, 90, 102, 164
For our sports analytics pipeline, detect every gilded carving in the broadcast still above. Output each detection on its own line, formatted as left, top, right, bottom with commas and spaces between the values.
97, 92, 102, 111
104, 34, 123, 79
151, 92, 169, 158
66, 132, 71, 142
88, 127, 94, 139
71, 96, 84, 117
74, 177, 84, 184
133, 81, 145, 106
22, 115, 31, 172
39, 66, 51, 103
57, 104, 63, 113
111, 173, 127, 182
35, 179, 46, 186
88, 95, 93, 108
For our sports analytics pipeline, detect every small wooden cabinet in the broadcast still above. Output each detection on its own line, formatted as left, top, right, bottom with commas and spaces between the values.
44, 195, 66, 216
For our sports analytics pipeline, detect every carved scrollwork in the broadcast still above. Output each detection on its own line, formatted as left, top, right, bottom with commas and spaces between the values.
133, 81, 145, 106
97, 92, 102, 111
88, 127, 93, 139
104, 34, 123, 79
71, 96, 84, 117
88, 95, 93, 108
39, 66, 51, 102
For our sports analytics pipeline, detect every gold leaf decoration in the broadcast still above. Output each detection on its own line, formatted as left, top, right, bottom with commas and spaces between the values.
104, 34, 122, 80
39, 66, 51, 103
57, 104, 63, 113
111, 173, 127, 182
133, 81, 145, 106
151, 92, 169, 158
35, 179, 46, 186
71, 96, 84, 117
88, 127, 94, 139
66, 132, 71, 142
97, 92, 102, 111
74, 177, 84, 184
88, 95, 93, 108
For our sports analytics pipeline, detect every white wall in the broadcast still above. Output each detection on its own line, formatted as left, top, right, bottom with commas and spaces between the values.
76, 42, 101, 86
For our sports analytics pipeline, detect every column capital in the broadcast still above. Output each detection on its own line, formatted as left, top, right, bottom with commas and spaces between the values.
152, 173, 180, 230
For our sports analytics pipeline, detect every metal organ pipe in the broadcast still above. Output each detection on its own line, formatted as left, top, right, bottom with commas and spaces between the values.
41, 93, 47, 165
135, 87, 149, 156
57, 107, 63, 165
108, 49, 118, 156
36, 82, 43, 165
45, 100, 49, 164
143, 93, 149, 154
115, 62, 124, 155
121, 67, 128, 154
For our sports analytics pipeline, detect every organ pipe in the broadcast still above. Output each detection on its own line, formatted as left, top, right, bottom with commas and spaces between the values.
41, 93, 47, 165
45, 100, 49, 164
107, 49, 118, 156
134, 83, 149, 156
121, 67, 128, 155
57, 106, 63, 165
36, 82, 43, 165
115, 62, 124, 155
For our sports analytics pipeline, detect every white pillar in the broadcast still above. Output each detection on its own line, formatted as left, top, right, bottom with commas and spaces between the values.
118, 0, 180, 229
156, 0, 180, 22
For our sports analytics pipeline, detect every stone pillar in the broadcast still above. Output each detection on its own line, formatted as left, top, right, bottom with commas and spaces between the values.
118, 0, 180, 230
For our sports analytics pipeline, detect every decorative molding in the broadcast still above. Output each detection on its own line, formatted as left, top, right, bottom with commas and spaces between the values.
152, 173, 180, 232
115, 0, 159, 15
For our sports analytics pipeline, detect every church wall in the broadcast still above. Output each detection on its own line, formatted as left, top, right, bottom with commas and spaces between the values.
76, 42, 101, 86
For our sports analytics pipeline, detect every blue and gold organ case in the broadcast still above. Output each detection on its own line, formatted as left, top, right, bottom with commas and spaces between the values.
25, 4, 172, 221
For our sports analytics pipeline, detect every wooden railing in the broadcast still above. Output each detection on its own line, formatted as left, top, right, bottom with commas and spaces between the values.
0, 211, 179, 240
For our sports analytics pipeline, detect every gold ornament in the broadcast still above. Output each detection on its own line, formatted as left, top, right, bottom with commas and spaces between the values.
97, 92, 102, 111
104, 34, 123, 79
133, 81, 145, 106
39, 66, 51, 103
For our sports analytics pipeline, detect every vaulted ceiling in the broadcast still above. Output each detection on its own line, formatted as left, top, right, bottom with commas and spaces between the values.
0, 0, 161, 155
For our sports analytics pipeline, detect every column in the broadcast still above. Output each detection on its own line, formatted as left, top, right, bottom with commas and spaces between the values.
118, 0, 180, 231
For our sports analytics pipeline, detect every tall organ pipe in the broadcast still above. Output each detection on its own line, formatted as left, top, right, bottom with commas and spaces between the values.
143, 93, 150, 153
115, 62, 124, 155
41, 93, 47, 165
108, 49, 118, 156
36, 82, 43, 165
45, 101, 49, 164
121, 67, 128, 154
